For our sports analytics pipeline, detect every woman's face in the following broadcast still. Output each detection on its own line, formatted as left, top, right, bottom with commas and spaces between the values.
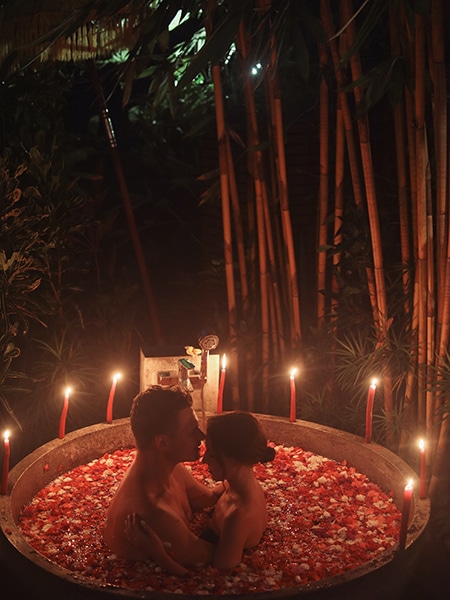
203, 438, 225, 481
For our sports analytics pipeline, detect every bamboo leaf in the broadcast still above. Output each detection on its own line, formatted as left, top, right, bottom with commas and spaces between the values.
177, 8, 244, 90
339, 0, 389, 65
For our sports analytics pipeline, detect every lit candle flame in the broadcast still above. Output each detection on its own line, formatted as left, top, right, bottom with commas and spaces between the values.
3, 430, 10, 442
65, 387, 72, 397
290, 368, 297, 379
419, 438, 425, 452
370, 378, 378, 388
112, 372, 122, 383
405, 478, 414, 491
221, 354, 227, 370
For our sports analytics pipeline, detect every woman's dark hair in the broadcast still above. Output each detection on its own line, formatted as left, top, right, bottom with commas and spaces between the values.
206, 411, 275, 465
130, 385, 193, 450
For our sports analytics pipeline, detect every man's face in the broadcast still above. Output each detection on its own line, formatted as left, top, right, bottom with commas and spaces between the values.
166, 406, 204, 463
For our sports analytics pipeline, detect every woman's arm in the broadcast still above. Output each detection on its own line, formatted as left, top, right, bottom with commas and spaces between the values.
177, 464, 225, 509
211, 510, 248, 571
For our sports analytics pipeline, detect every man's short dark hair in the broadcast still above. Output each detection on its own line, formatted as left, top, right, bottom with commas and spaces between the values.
130, 385, 193, 450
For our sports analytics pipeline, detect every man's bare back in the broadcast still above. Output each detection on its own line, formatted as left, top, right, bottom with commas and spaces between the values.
104, 462, 212, 566
103, 394, 218, 568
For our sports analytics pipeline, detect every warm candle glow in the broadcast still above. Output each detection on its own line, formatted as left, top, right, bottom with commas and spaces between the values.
1, 429, 11, 494
58, 387, 71, 439
418, 439, 427, 499
399, 478, 414, 550
106, 374, 122, 424
289, 368, 297, 422
365, 378, 378, 443
217, 355, 227, 413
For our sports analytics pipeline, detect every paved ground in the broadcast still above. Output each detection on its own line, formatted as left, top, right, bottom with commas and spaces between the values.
399, 516, 450, 600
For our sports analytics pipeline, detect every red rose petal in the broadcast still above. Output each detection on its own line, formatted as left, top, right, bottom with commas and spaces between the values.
17, 444, 401, 594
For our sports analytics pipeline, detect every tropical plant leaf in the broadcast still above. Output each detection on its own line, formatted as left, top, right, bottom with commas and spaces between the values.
177, 5, 245, 90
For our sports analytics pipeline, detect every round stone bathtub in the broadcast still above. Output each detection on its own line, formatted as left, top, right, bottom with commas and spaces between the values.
0, 415, 430, 600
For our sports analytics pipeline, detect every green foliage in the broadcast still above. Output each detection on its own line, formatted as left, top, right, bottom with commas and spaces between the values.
0, 133, 96, 425
1, 154, 50, 417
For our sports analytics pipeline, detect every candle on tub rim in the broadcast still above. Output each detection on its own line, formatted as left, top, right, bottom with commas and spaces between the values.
399, 478, 414, 550
58, 387, 71, 439
1, 430, 10, 495
418, 438, 427, 499
106, 372, 122, 424
365, 378, 377, 443
217, 354, 226, 413
289, 368, 298, 422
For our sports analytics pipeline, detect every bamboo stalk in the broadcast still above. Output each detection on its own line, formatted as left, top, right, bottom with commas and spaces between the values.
321, 0, 380, 332
317, 41, 330, 330
331, 100, 345, 322
429, 0, 449, 499
225, 134, 250, 317
397, 3, 420, 449
389, 6, 412, 315
340, 0, 394, 443
426, 154, 435, 433
261, 180, 285, 362
205, 0, 239, 407
260, 0, 302, 346
236, 20, 270, 411
414, 12, 428, 431
341, 0, 387, 326
238, 29, 259, 412
430, 0, 447, 317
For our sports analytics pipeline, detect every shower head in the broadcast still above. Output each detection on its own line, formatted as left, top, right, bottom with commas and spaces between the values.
198, 328, 219, 352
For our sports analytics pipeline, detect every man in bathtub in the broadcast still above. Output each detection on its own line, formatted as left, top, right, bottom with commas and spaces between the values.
103, 385, 224, 575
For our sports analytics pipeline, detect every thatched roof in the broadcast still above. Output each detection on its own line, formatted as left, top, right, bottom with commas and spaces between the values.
0, 1, 148, 70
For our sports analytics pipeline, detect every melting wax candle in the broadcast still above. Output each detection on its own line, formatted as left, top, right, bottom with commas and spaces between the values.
399, 479, 414, 550
289, 368, 297, 422
106, 373, 122, 424
217, 354, 226, 413
419, 439, 427, 499
365, 379, 377, 443
58, 387, 71, 439
1, 430, 10, 495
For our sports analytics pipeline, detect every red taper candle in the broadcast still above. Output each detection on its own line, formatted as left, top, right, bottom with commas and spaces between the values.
106, 373, 122, 424
58, 387, 71, 439
399, 479, 414, 550
289, 368, 297, 422
217, 355, 226, 413
1, 430, 10, 495
365, 379, 377, 443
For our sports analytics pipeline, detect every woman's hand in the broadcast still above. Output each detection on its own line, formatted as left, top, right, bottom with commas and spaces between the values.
211, 481, 225, 504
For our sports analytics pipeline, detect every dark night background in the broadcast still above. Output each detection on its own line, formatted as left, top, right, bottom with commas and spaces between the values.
1, 1, 450, 598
